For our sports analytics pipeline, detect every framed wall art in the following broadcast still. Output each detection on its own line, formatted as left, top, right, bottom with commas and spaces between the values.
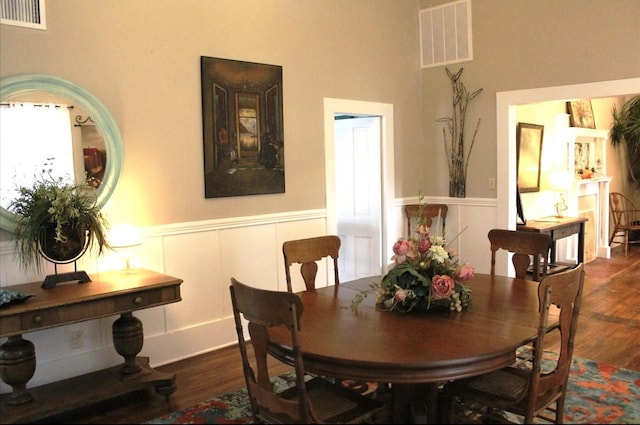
567, 99, 595, 128
516, 122, 544, 193
201, 56, 284, 198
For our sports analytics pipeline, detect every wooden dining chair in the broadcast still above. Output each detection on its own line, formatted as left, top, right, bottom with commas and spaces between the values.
229, 278, 385, 424
282, 235, 374, 393
441, 263, 585, 424
488, 228, 551, 282
609, 192, 640, 257
405, 204, 448, 238
282, 235, 341, 292
489, 228, 552, 366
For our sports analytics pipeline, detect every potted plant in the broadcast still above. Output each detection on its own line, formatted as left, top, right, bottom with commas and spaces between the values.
610, 95, 640, 187
8, 174, 111, 273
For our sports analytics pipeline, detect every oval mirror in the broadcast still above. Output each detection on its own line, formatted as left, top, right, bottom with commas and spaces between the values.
0, 74, 123, 233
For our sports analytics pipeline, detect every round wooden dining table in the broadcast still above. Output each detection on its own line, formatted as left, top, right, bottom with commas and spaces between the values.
268, 273, 547, 424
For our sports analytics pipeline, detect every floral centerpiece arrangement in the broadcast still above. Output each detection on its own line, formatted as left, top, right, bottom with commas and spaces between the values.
8, 174, 110, 273
351, 205, 474, 313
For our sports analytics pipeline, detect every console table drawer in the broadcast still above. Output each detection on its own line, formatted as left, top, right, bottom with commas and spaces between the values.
111, 287, 180, 311
14, 287, 180, 334
553, 224, 580, 240
21, 309, 61, 331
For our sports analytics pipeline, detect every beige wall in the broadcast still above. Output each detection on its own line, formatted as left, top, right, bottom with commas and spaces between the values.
421, 0, 640, 198
2, 0, 639, 234
0, 0, 422, 231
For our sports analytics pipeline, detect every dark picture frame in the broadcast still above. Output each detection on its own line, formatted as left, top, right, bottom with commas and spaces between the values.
567, 99, 595, 128
201, 56, 284, 198
516, 122, 544, 193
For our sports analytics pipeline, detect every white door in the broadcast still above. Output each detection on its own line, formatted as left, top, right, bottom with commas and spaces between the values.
334, 116, 381, 281
324, 98, 394, 283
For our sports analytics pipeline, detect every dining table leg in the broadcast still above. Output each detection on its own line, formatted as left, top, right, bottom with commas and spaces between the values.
391, 383, 440, 424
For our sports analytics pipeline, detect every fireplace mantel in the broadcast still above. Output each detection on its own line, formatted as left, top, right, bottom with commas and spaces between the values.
569, 177, 612, 260
563, 127, 612, 261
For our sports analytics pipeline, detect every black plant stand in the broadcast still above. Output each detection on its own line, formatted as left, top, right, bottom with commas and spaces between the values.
41, 262, 91, 289
39, 229, 91, 289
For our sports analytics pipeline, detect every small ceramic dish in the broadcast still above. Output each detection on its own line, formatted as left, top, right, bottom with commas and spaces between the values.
0, 289, 35, 307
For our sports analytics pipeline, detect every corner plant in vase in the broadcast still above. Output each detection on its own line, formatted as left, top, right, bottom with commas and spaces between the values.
610, 95, 640, 187
8, 174, 111, 284
351, 202, 474, 313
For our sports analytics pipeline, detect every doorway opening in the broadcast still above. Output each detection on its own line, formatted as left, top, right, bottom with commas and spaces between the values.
323, 98, 395, 280
496, 77, 640, 274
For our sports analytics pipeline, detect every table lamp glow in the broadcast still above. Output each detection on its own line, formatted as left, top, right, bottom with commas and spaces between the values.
109, 223, 142, 271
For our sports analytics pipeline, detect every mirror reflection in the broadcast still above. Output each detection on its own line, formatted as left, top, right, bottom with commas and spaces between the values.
0, 74, 123, 233
0, 96, 107, 210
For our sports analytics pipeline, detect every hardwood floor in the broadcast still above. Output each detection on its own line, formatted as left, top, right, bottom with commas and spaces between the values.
40, 245, 640, 424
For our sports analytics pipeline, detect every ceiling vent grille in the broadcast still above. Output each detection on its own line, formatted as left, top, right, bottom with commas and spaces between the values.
1, 0, 46, 30
419, 0, 472, 68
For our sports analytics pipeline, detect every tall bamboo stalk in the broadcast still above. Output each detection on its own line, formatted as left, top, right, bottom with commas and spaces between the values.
437, 68, 482, 198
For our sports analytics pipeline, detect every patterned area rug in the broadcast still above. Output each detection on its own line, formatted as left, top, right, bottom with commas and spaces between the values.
147, 357, 639, 424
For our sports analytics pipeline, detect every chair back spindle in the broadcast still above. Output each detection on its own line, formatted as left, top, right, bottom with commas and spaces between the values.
283, 235, 341, 292
488, 228, 551, 281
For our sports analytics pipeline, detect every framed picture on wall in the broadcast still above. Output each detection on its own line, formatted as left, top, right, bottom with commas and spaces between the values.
516, 122, 544, 193
516, 185, 526, 224
567, 99, 596, 128
200, 56, 285, 198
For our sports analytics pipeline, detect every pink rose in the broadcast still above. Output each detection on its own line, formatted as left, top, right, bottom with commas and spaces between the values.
456, 263, 475, 281
417, 237, 432, 253
393, 239, 412, 255
391, 239, 415, 263
431, 275, 455, 299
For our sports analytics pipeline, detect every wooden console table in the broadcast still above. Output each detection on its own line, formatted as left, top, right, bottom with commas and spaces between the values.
0, 268, 182, 423
517, 216, 587, 271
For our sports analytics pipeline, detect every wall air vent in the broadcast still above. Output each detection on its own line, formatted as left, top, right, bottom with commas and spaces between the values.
1, 0, 46, 30
419, 0, 472, 68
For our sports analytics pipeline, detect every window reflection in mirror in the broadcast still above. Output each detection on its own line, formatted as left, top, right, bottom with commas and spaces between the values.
0, 74, 123, 233
0, 100, 106, 210
77, 117, 107, 186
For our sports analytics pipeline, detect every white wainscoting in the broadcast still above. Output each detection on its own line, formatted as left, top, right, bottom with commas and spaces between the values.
0, 198, 499, 391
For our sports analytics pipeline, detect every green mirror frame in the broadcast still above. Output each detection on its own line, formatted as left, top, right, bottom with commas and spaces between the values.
0, 74, 124, 233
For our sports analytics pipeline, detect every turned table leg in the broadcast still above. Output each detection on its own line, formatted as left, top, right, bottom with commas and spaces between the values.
112, 312, 143, 374
0, 335, 36, 405
111, 311, 177, 398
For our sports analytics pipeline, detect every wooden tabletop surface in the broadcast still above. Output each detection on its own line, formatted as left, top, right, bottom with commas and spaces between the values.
269, 273, 546, 384
517, 215, 587, 232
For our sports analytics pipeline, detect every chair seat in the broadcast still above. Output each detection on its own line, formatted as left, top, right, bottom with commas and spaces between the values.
451, 366, 565, 422
463, 367, 529, 403
279, 377, 385, 423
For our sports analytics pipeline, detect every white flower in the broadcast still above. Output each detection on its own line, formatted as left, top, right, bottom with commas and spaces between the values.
429, 245, 449, 263
432, 235, 445, 246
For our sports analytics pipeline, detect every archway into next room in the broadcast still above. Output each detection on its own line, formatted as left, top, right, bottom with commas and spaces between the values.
496, 77, 640, 276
